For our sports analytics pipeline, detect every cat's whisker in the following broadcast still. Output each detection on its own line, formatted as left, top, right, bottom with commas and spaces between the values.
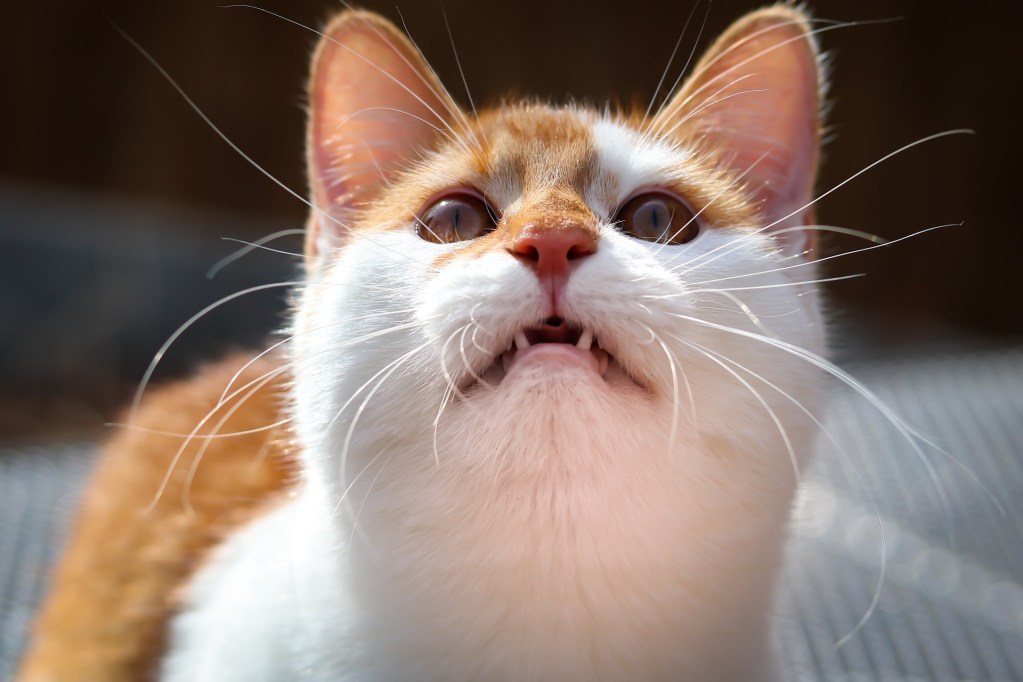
690, 337, 888, 649
667, 312, 969, 532
698, 289, 778, 338
219, 312, 424, 404
390, 7, 481, 150
644, 325, 689, 443
143, 361, 293, 516
433, 383, 456, 468
439, 5, 488, 150
642, 0, 708, 122
129, 281, 301, 423
458, 324, 492, 390
657, 80, 766, 141
181, 367, 290, 515
674, 334, 802, 487
333, 442, 392, 525
107, 420, 291, 441
108, 27, 352, 255
346, 446, 400, 553
333, 106, 464, 151
760, 130, 974, 235
469, 302, 497, 357
436, 324, 479, 407
218, 237, 303, 259
650, 19, 862, 141
652, 272, 865, 301
682, 223, 958, 287
334, 342, 434, 511
666, 127, 969, 282
206, 228, 306, 279
227, 4, 476, 158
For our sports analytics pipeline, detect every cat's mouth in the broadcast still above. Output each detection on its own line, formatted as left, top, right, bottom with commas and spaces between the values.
471, 317, 639, 389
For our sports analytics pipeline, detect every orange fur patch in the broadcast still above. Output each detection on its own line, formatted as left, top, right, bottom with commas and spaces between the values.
17, 353, 296, 682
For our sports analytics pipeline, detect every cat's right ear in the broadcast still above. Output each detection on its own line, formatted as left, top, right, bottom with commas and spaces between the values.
305, 10, 461, 265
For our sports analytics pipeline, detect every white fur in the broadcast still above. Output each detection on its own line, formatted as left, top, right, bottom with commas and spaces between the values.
161, 114, 825, 681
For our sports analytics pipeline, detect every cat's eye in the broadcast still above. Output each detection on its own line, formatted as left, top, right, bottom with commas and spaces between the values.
416, 193, 497, 244
613, 192, 699, 245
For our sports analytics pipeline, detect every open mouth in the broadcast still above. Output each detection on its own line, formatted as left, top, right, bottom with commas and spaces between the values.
472, 317, 629, 389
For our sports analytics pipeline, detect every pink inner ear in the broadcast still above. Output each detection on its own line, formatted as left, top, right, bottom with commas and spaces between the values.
305, 11, 461, 261
651, 9, 823, 257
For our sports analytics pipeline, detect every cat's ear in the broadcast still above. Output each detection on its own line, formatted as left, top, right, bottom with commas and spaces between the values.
305, 10, 461, 262
651, 6, 824, 256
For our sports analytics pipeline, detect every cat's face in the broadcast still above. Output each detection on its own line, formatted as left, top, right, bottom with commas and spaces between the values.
287, 10, 829, 671
292, 8, 827, 536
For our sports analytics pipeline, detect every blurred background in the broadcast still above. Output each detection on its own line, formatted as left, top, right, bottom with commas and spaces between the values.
1, 0, 1021, 440
3, 3, 1023, 680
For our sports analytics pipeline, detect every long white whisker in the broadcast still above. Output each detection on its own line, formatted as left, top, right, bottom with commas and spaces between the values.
689, 338, 887, 649
699, 289, 778, 338
130, 281, 299, 421
143, 362, 291, 515
643, 0, 705, 121
226, 5, 474, 157
181, 367, 289, 513
684, 223, 959, 287
206, 228, 306, 278
219, 312, 423, 404
459, 324, 492, 390
670, 129, 971, 278
674, 334, 801, 486
334, 343, 432, 512
762, 130, 975, 233
644, 326, 686, 445
651, 273, 865, 300
440, 5, 488, 149
667, 312, 959, 524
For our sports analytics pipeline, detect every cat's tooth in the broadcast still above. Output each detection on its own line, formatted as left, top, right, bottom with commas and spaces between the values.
501, 351, 511, 374
598, 350, 609, 376
514, 330, 530, 350
576, 328, 593, 350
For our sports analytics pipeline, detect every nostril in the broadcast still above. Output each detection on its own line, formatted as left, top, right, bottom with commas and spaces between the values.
518, 244, 540, 262
567, 243, 593, 260
509, 226, 598, 269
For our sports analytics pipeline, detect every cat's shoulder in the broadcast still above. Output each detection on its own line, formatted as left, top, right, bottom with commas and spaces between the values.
17, 351, 297, 682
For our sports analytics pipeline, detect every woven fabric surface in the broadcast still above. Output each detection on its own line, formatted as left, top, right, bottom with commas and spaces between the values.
2, 349, 1021, 681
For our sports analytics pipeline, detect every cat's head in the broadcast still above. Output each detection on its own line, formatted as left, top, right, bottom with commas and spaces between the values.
292, 6, 828, 521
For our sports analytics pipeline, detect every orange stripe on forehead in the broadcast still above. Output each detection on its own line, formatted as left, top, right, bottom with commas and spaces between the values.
430, 107, 601, 267
476, 106, 596, 192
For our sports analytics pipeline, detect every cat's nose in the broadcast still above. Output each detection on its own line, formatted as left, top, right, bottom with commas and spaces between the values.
510, 225, 597, 307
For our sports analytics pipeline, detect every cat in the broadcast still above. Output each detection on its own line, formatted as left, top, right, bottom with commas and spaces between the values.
19, 4, 831, 681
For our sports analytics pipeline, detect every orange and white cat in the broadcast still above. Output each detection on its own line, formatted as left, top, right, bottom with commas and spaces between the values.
20, 5, 829, 681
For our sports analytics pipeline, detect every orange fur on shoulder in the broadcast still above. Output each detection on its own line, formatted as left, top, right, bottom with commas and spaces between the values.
17, 353, 297, 682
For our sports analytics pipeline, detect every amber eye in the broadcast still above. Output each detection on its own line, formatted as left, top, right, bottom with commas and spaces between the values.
613, 192, 699, 245
416, 193, 497, 244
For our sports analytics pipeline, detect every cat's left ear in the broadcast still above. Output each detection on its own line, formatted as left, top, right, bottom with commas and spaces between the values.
305, 10, 462, 264
651, 6, 824, 256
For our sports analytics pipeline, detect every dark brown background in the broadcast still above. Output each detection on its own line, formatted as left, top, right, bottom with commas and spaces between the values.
2, 0, 1020, 438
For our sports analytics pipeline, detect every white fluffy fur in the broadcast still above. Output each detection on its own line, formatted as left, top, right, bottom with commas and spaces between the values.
161, 114, 826, 682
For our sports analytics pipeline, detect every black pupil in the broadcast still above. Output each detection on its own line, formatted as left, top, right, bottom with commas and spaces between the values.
419, 196, 494, 244
614, 192, 697, 245
646, 202, 664, 232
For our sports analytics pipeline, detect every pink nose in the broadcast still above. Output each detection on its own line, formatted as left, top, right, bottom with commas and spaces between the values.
510, 226, 597, 309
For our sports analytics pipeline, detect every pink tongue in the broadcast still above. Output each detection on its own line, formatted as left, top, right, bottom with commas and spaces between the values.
507, 343, 600, 374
